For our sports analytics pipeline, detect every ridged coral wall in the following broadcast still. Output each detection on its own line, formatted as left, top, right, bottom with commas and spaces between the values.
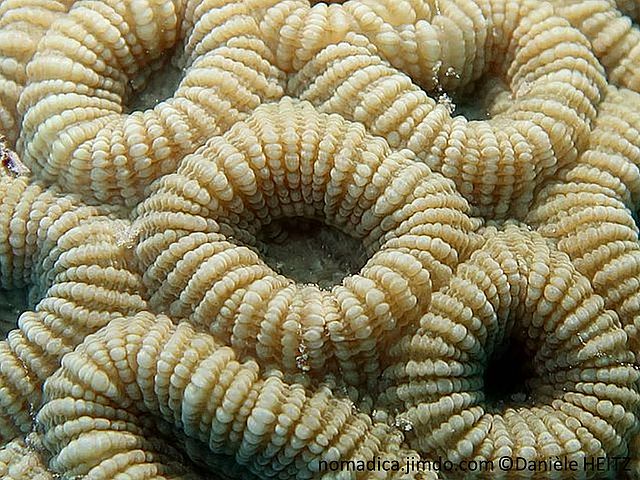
1, 0, 640, 479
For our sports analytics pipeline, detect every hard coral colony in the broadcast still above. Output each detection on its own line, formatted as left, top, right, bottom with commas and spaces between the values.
0, 0, 640, 479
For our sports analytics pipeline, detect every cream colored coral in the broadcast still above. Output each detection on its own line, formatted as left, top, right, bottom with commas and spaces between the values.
0, 176, 147, 441
380, 224, 640, 476
524, 84, 640, 472
16, 0, 285, 206
0, 434, 53, 480
552, 0, 640, 92
0, 177, 107, 294
0, 256, 147, 442
250, 0, 490, 89
284, 1, 608, 219
0, 0, 639, 478
133, 98, 481, 387
0, 0, 74, 146
527, 86, 640, 359
38, 311, 432, 479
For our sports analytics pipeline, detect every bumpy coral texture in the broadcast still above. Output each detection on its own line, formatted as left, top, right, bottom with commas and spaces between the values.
381, 224, 640, 466
0, 434, 53, 480
1, 0, 640, 479
16, 0, 286, 206
133, 98, 481, 390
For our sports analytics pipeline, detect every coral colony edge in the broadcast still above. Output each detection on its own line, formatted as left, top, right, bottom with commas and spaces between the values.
1, 0, 640, 478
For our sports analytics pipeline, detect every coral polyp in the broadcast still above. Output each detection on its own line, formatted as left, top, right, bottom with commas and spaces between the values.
1, 0, 640, 479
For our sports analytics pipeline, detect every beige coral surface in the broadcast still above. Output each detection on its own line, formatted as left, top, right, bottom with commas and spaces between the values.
1, 0, 640, 479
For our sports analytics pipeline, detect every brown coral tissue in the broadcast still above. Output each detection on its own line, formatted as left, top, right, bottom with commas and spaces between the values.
1, 0, 640, 479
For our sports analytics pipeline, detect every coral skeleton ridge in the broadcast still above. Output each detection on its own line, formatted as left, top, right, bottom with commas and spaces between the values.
1, 0, 640, 479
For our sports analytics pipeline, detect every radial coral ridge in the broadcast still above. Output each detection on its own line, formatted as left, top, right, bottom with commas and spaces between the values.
527, 85, 640, 362
381, 224, 640, 469
16, 0, 286, 206
0, 175, 147, 442
551, 0, 640, 91
0, 0, 74, 147
133, 98, 481, 389
285, 0, 609, 219
38, 312, 429, 479
0, 0, 640, 479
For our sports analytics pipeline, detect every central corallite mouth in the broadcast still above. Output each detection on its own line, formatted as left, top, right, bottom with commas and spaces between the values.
255, 216, 369, 289
378, 224, 640, 473
132, 98, 480, 389
124, 50, 185, 114
482, 335, 535, 410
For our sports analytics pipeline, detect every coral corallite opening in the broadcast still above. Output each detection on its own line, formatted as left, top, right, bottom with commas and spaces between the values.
256, 217, 369, 289
125, 54, 184, 113
483, 336, 535, 411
